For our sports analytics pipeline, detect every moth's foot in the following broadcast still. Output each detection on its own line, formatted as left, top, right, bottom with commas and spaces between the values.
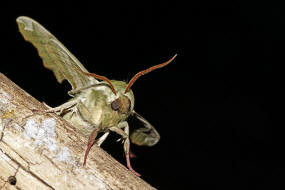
31, 102, 55, 113
126, 152, 141, 177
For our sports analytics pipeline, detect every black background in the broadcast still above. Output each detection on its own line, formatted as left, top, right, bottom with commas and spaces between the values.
1, 1, 284, 189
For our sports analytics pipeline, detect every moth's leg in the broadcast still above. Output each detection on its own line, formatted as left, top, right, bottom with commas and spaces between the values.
83, 127, 99, 166
76, 102, 102, 165
34, 99, 79, 115
76, 101, 94, 123
95, 131, 110, 147
83, 131, 109, 166
122, 124, 136, 158
110, 124, 141, 176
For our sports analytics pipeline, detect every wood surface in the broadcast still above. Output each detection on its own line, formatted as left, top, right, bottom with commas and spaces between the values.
0, 73, 156, 190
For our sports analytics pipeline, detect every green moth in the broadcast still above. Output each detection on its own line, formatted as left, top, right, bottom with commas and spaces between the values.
16, 16, 176, 176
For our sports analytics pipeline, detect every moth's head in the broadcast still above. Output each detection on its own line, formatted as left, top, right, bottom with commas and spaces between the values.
109, 80, 134, 114
82, 54, 177, 114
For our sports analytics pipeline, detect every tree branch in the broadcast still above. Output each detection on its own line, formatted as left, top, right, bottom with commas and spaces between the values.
0, 73, 156, 190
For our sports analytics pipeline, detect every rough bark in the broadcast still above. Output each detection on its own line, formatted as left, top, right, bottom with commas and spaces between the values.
0, 73, 156, 190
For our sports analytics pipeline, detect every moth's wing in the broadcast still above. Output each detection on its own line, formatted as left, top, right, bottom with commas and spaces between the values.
130, 111, 160, 146
16, 16, 98, 93
45, 39, 98, 94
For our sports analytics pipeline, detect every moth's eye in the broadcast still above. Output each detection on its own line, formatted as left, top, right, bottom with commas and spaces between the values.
111, 99, 120, 111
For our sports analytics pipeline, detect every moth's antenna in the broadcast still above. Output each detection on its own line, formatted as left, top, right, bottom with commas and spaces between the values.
81, 71, 117, 95
125, 54, 177, 93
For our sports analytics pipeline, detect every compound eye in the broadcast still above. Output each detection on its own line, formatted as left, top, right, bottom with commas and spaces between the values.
111, 99, 120, 111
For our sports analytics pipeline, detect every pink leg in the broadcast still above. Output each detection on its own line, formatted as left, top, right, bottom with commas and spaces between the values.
109, 126, 141, 176
83, 129, 98, 166
126, 152, 141, 176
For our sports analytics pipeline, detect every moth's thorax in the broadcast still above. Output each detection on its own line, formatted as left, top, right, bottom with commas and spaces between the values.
68, 80, 135, 132
86, 80, 135, 110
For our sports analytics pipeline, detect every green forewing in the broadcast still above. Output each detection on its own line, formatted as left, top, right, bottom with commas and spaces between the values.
130, 112, 160, 146
16, 16, 97, 93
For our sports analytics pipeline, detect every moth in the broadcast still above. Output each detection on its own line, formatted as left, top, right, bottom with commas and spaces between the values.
16, 16, 176, 176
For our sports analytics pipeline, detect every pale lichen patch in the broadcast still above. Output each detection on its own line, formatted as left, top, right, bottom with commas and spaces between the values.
24, 118, 57, 152
55, 147, 70, 162
23, 118, 78, 166
55, 147, 76, 166
24, 120, 39, 139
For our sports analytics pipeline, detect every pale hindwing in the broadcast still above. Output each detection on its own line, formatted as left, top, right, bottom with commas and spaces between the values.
16, 16, 97, 93
130, 111, 160, 146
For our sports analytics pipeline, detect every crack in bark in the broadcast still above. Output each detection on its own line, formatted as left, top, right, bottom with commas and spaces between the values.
2, 141, 41, 167
11, 155, 55, 190
1, 142, 55, 190
0, 150, 19, 189
0, 123, 6, 141
25, 168, 55, 190
44, 155, 61, 171
0, 177, 7, 189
